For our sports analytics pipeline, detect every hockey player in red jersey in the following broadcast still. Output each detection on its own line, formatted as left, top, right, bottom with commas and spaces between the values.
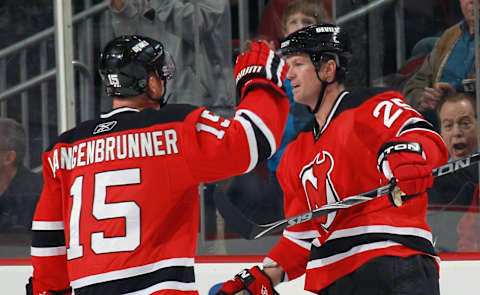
26, 35, 289, 295
218, 24, 449, 295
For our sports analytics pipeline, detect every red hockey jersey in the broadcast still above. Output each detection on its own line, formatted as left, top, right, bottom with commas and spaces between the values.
31, 87, 288, 294
268, 88, 448, 293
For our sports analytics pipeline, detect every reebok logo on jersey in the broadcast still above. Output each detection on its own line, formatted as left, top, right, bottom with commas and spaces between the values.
236, 65, 263, 84
93, 121, 117, 135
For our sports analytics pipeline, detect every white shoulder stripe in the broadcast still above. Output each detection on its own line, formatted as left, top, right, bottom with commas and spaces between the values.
276, 58, 285, 87
283, 229, 321, 251
284, 229, 321, 240
266, 50, 274, 81
236, 109, 277, 157
32, 221, 64, 230
31, 246, 66, 257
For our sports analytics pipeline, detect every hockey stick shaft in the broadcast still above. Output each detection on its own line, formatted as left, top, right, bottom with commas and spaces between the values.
249, 152, 480, 239
215, 153, 480, 240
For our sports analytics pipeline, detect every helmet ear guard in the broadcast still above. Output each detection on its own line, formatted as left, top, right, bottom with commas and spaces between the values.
98, 35, 176, 106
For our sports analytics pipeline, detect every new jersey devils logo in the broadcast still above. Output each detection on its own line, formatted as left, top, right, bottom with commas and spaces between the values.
300, 151, 340, 231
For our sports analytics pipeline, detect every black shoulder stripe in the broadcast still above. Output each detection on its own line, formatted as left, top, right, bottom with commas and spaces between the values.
399, 119, 436, 134
239, 113, 271, 162
331, 87, 395, 122
45, 104, 199, 151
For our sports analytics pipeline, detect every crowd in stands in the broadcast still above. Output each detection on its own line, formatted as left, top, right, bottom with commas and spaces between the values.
402, 0, 480, 252
108, 0, 236, 117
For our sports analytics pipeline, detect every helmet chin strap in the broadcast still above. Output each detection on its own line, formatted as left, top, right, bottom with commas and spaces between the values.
311, 71, 334, 114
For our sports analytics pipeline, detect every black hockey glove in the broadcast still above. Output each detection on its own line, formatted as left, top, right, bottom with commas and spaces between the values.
234, 41, 288, 99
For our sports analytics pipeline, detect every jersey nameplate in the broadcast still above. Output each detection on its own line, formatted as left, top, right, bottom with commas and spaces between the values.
47, 129, 178, 177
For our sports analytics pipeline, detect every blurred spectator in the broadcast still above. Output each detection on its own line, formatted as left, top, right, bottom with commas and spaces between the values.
375, 36, 439, 93
0, 0, 53, 47
438, 91, 477, 160
268, 0, 330, 174
427, 91, 478, 252
381, 0, 458, 76
402, 0, 478, 113
0, 118, 42, 233
256, 0, 331, 48
107, 0, 235, 117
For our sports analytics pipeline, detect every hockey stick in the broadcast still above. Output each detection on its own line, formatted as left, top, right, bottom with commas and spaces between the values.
214, 153, 480, 240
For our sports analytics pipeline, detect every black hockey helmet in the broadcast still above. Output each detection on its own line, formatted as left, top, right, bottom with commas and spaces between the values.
98, 35, 175, 106
279, 24, 351, 82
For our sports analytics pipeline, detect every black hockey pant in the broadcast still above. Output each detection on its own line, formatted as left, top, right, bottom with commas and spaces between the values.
318, 254, 440, 295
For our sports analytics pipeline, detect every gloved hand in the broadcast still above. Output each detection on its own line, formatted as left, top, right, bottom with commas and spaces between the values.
234, 41, 288, 99
216, 266, 278, 295
378, 142, 433, 198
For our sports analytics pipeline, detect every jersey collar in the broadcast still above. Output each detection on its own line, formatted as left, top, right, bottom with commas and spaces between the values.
313, 90, 349, 141
100, 107, 140, 119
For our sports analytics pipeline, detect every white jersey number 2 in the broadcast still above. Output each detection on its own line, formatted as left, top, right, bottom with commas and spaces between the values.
373, 98, 415, 128
67, 168, 141, 260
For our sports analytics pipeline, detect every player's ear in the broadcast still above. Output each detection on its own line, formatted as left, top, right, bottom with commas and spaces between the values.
147, 75, 165, 100
320, 59, 337, 83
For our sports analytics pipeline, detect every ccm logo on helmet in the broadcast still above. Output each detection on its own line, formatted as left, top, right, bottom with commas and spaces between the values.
235, 65, 262, 84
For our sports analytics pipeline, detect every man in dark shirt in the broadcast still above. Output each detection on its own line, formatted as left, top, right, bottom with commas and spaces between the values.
0, 118, 42, 234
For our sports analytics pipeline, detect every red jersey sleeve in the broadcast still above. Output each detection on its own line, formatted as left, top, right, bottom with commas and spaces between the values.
267, 236, 310, 281
30, 151, 71, 294
183, 86, 289, 182
354, 90, 448, 168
